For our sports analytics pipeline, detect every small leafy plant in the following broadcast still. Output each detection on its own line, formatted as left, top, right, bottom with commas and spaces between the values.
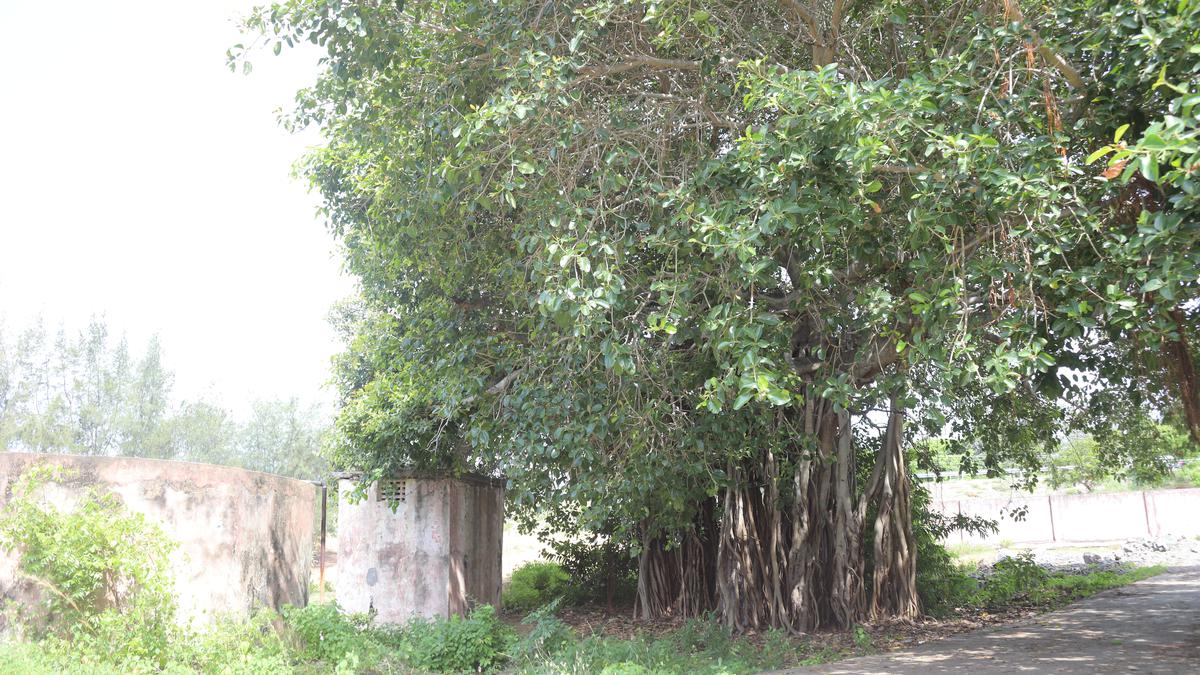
393, 604, 516, 672
0, 465, 178, 668
283, 602, 379, 668
514, 598, 574, 658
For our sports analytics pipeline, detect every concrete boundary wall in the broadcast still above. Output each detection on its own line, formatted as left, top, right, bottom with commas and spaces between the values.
935, 487, 1200, 544
0, 452, 317, 625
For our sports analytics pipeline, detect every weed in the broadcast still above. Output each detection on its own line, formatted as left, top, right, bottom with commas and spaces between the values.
797, 647, 842, 666
514, 598, 575, 659
977, 553, 1047, 607
852, 624, 872, 651
392, 604, 516, 672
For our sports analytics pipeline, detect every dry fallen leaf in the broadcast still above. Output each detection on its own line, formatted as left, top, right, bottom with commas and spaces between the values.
1100, 157, 1129, 180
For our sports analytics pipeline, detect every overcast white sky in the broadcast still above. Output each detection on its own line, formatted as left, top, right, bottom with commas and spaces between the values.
0, 0, 355, 413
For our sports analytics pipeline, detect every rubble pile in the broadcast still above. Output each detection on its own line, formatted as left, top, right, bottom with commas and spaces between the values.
977, 535, 1200, 578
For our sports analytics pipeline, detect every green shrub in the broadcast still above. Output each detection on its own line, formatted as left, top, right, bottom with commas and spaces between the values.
909, 488, 982, 615
977, 553, 1048, 607
0, 642, 131, 675
283, 602, 378, 668
671, 613, 734, 655
503, 562, 571, 612
174, 608, 292, 674
1178, 460, 1200, 487
395, 604, 516, 672
913, 538, 978, 616
0, 465, 177, 668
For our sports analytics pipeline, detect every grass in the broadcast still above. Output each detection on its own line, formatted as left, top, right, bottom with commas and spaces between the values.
1026, 565, 1165, 608
947, 541, 996, 564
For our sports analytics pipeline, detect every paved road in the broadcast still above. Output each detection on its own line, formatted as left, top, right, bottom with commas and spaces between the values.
793, 566, 1200, 674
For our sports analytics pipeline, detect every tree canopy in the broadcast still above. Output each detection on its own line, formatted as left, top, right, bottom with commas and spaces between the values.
244, 0, 1200, 630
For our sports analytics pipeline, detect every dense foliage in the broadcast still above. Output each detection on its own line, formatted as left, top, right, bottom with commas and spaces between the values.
241, 0, 1199, 630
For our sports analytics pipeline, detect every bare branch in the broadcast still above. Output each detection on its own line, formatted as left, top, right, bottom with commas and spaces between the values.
485, 369, 524, 396
578, 55, 702, 80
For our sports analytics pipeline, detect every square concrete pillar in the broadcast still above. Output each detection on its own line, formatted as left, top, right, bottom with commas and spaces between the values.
335, 471, 504, 622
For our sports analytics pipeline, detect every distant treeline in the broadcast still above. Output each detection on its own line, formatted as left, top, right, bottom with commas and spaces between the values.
0, 317, 328, 480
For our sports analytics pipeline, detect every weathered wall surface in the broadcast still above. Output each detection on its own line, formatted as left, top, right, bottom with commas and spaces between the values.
936, 487, 1200, 544
337, 473, 503, 623
0, 453, 317, 626
448, 480, 504, 616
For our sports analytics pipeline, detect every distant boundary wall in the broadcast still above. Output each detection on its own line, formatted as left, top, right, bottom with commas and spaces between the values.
0, 452, 317, 626
933, 486, 1200, 544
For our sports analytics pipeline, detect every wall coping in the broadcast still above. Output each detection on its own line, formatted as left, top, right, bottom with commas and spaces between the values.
333, 469, 506, 489
0, 451, 320, 490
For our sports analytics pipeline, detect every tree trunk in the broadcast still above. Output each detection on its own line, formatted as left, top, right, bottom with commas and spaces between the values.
826, 408, 868, 628
869, 396, 920, 621
634, 499, 717, 620
1165, 309, 1200, 445
641, 399, 900, 632
714, 399, 874, 632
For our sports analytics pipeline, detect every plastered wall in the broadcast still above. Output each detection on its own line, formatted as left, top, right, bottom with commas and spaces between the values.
935, 487, 1200, 544
0, 453, 317, 626
336, 473, 503, 623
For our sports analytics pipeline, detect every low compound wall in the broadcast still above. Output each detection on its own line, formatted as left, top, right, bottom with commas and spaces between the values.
0, 453, 317, 625
935, 487, 1200, 544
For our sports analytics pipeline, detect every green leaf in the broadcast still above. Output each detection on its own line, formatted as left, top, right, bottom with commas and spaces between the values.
732, 392, 754, 410
765, 388, 791, 405
1114, 124, 1130, 143
1086, 146, 1114, 164
1138, 155, 1159, 183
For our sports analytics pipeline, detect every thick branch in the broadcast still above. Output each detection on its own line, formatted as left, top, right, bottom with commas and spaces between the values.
1035, 41, 1087, 91
777, 0, 819, 39
459, 369, 525, 409
851, 336, 901, 383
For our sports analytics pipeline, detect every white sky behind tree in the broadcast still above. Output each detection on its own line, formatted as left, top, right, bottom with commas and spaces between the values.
0, 0, 354, 414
